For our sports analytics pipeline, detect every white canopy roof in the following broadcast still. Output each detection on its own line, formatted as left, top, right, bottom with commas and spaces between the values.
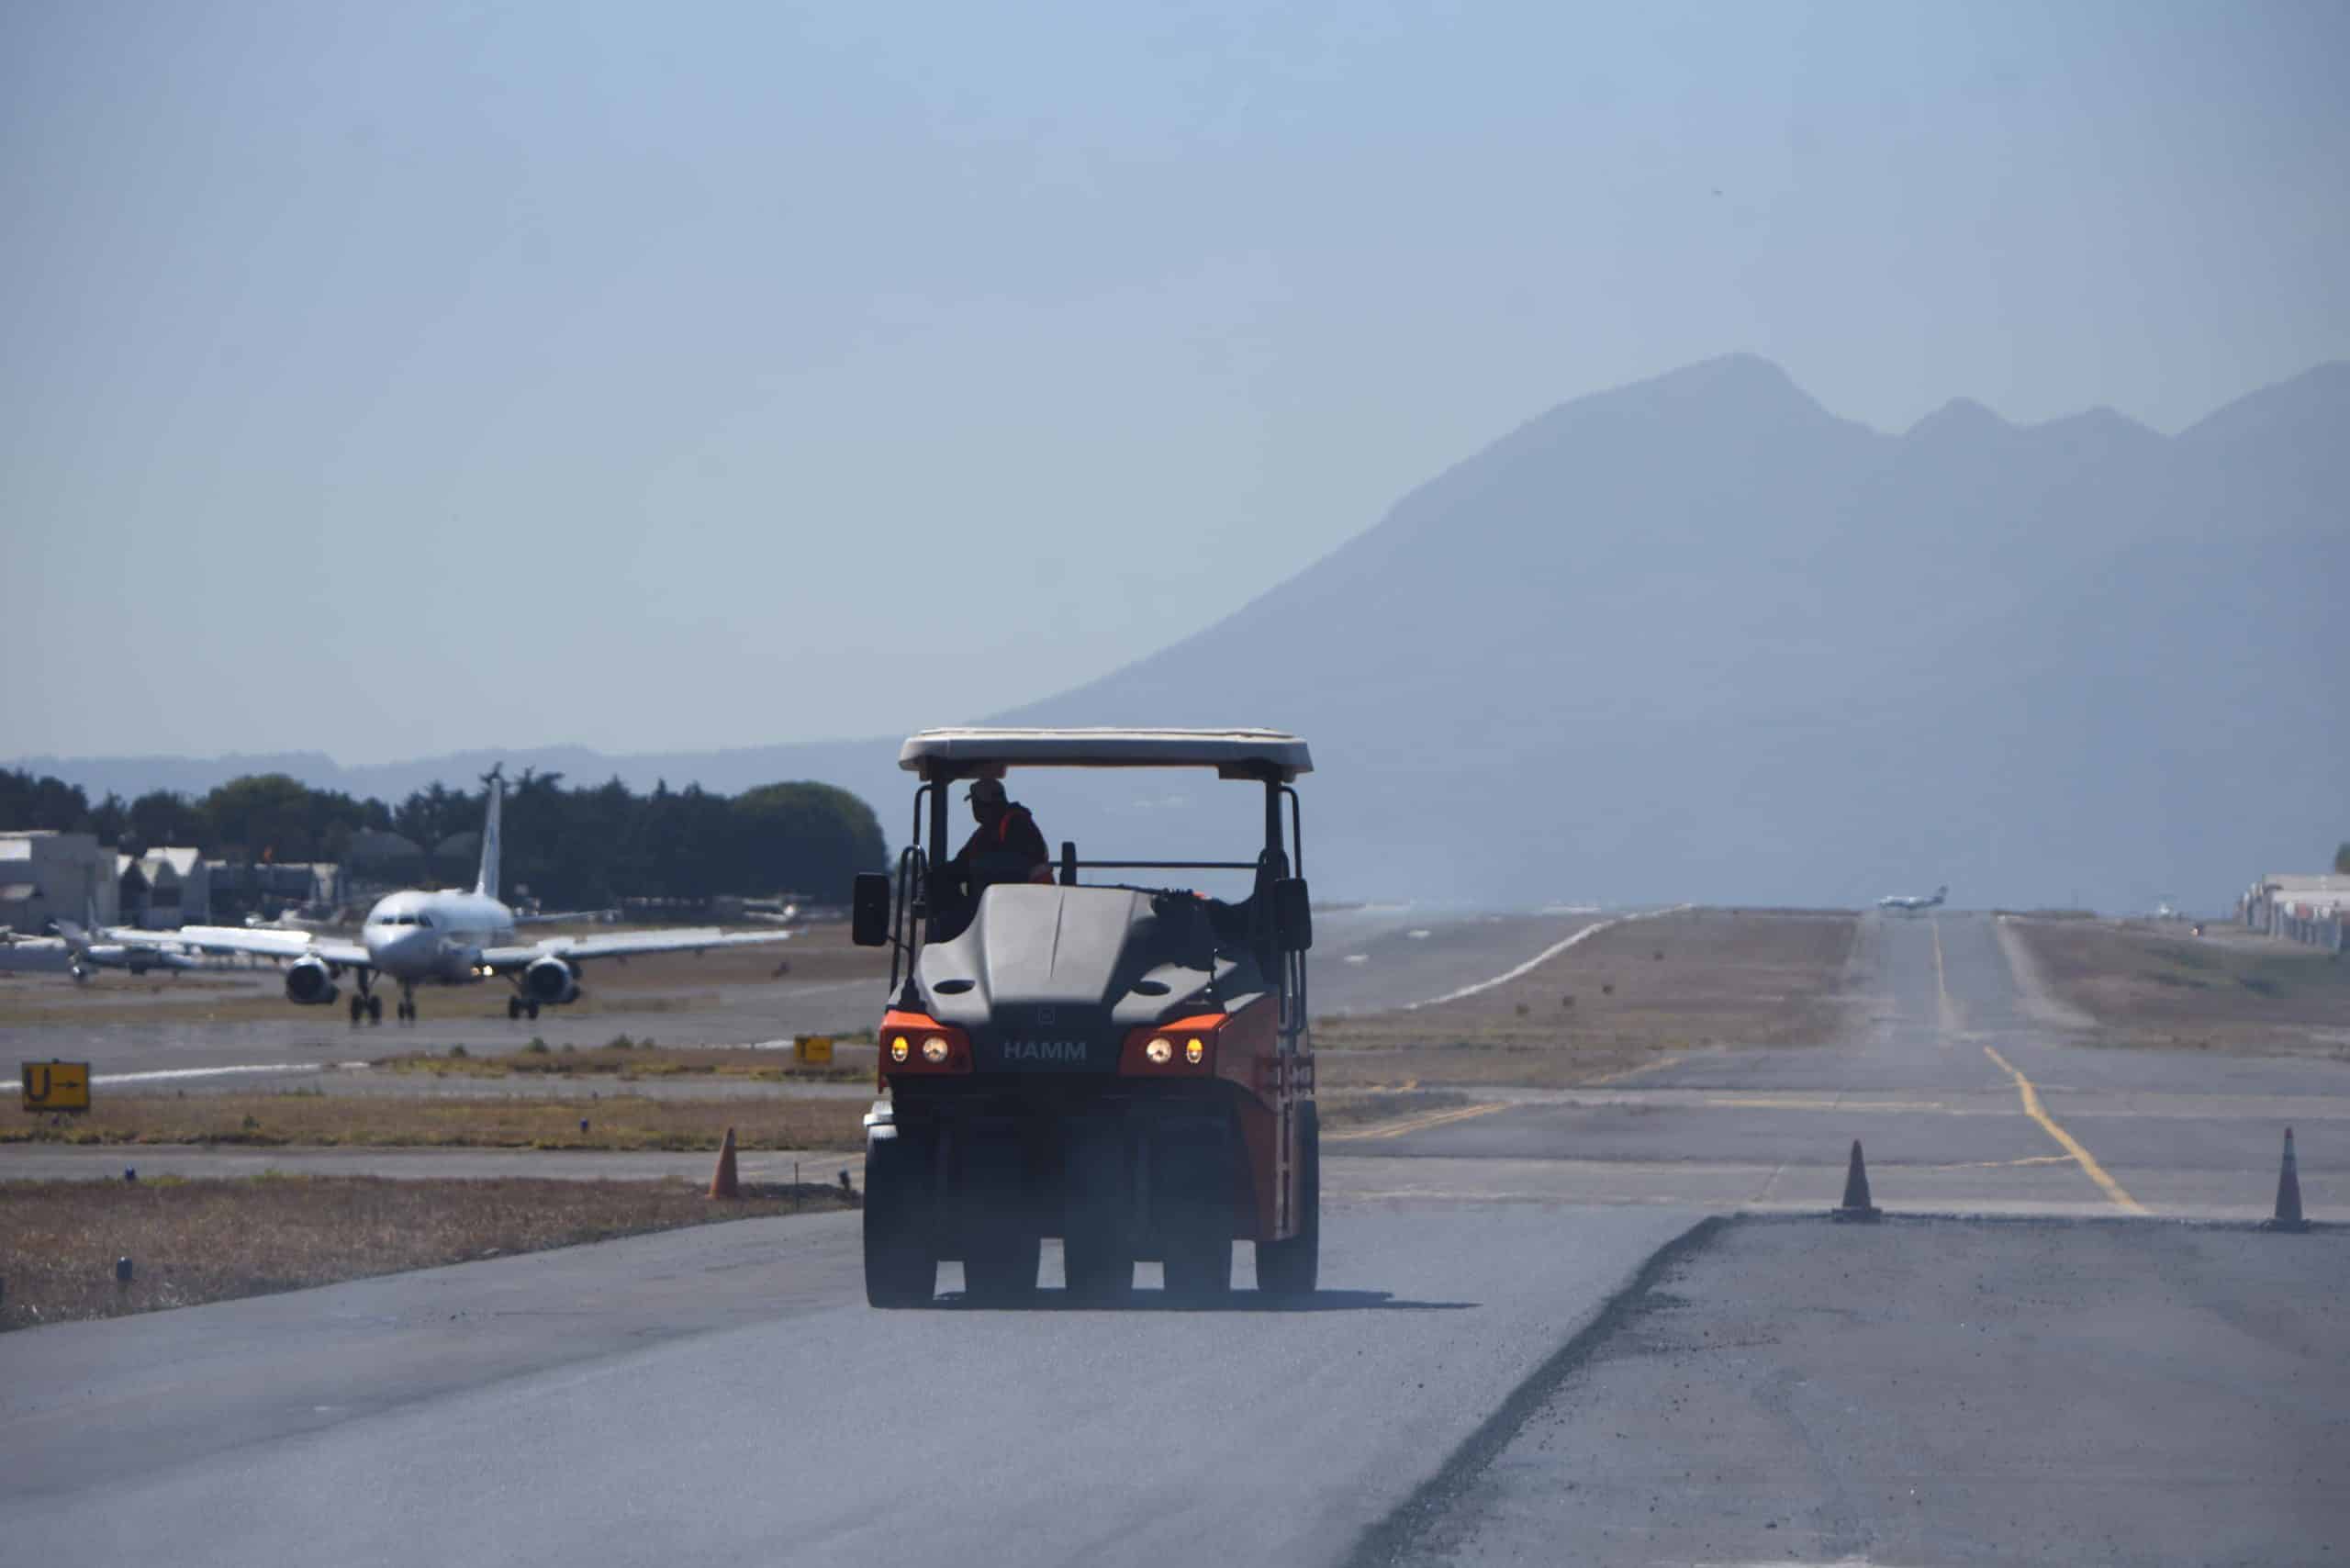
899, 727, 1312, 781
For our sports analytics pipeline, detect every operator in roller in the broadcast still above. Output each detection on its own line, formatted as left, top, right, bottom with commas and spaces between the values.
937, 778, 1051, 925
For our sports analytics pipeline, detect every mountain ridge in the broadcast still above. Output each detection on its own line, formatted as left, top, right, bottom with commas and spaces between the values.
17, 355, 2344, 910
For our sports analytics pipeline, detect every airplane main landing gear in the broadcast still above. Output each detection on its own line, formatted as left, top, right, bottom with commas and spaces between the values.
350, 990, 386, 1025
506, 997, 540, 1021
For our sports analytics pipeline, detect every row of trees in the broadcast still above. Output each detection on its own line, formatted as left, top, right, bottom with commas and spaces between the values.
0, 769, 389, 862
0, 768, 888, 906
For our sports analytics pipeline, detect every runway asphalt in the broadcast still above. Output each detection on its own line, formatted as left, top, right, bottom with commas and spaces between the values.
2, 1204, 1707, 1568
6, 910, 2346, 1565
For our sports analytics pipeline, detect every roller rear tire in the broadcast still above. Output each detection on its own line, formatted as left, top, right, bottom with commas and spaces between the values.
1158, 1132, 1234, 1307
864, 1131, 937, 1308
959, 1135, 1039, 1305
1257, 1101, 1319, 1299
1063, 1124, 1134, 1306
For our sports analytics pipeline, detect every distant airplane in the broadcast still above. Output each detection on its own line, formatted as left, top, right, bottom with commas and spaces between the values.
54, 919, 205, 981
97, 767, 797, 1024
1877, 884, 1948, 913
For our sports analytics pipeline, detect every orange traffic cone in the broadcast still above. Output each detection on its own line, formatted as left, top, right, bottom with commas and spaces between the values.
709, 1126, 740, 1200
1833, 1139, 1882, 1222
2263, 1126, 2308, 1233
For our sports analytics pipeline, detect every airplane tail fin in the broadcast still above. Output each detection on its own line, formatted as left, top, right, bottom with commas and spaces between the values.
475, 767, 503, 902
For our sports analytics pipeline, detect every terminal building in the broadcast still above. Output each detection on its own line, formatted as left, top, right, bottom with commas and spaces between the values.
2241, 872, 2349, 954
0, 831, 120, 934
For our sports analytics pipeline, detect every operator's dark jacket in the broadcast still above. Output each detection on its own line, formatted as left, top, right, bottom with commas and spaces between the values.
949, 803, 1049, 889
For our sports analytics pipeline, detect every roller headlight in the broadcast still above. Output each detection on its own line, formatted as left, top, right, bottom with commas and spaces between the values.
922, 1036, 951, 1064
1144, 1036, 1174, 1065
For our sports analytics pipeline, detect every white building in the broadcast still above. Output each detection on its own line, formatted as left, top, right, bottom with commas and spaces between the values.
0, 831, 120, 934
2242, 872, 2350, 954
117, 846, 211, 928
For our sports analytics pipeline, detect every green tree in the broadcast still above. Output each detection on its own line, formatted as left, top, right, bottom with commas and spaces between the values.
197, 776, 382, 863
733, 782, 890, 902
200, 775, 319, 861
128, 790, 203, 850
86, 793, 128, 847
0, 769, 91, 832
2335, 842, 2350, 876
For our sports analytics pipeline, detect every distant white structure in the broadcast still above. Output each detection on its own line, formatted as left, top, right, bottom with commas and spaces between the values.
0, 831, 119, 934
2241, 873, 2349, 954
117, 846, 211, 928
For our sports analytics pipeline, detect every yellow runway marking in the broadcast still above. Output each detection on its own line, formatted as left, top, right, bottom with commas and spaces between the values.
1919, 1154, 2076, 1171
1329, 1101, 1515, 1142
1581, 1053, 1685, 1087
1984, 1046, 2149, 1214
1931, 914, 1959, 1035
1702, 1096, 1954, 1113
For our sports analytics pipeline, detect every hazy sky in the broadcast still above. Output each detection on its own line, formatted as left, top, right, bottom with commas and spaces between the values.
6, 1, 2344, 764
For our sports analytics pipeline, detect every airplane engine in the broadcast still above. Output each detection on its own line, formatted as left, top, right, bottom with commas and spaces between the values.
285, 956, 340, 1006
522, 957, 580, 1006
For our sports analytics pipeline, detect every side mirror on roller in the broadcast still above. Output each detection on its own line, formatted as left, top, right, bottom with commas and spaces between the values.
1275, 878, 1313, 953
850, 873, 893, 948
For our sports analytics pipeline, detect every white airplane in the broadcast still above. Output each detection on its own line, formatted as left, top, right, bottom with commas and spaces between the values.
55, 931, 203, 982
1876, 884, 1948, 913
55, 921, 207, 981
117, 767, 796, 1024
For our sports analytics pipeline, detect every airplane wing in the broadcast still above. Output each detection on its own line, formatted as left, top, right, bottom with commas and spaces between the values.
74, 922, 204, 956
478, 927, 795, 973
133, 925, 372, 968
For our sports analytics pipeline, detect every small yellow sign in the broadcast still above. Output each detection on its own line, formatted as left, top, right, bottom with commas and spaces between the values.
795, 1036, 834, 1067
22, 1060, 91, 1114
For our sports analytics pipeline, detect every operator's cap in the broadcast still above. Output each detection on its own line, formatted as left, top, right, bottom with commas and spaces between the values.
966, 778, 1008, 806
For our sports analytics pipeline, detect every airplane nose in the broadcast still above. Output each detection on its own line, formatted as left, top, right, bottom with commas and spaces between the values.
368, 930, 421, 965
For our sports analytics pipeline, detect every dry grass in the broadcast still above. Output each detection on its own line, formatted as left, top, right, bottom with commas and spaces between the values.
374, 1038, 872, 1083
0, 1175, 852, 1331
4, 1092, 868, 1152
1312, 909, 1858, 1088
2009, 918, 2350, 1057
